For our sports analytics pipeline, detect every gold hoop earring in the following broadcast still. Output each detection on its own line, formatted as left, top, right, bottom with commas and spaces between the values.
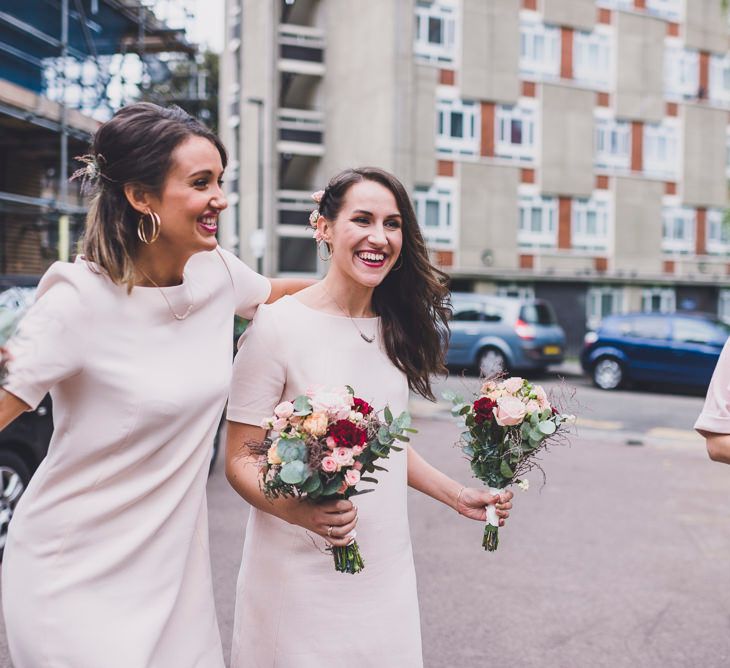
391, 254, 403, 271
317, 241, 333, 262
137, 211, 161, 244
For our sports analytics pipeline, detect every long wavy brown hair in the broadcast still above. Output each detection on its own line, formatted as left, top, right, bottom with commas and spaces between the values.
318, 167, 451, 400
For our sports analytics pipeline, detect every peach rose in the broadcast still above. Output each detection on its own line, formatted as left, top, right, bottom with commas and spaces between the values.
273, 417, 288, 432
524, 399, 540, 414
503, 377, 524, 395
267, 443, 282, 465
345, 469, 361, 486
302, 412, 328, 437
274, 401, 295, 419
534, 385, 551, 410
321, 456, 338, 473
494, 396, 527, 426
333, 446, 354, 467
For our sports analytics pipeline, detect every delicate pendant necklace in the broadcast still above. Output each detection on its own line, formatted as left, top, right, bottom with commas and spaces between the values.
322, 285, 375, 343
138, 267, 194, 321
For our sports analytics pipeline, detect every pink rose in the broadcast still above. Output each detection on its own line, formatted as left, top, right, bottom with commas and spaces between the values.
494, 396, 527, 426
503, 377, 525, 395
524, 399, 540, 414
273, 417, 288, 431
321, 456, 338, 473
352, 445, 364, 456
274, 401, 295, 419
353, 461, 363, 470
326, 436, 337, 449
332, 446, 354, 467
345, 469, 361, 486
534, 385, 550, 410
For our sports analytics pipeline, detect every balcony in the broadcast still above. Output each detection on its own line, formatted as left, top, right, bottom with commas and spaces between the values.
276, 107, 324, 157
278, 24, 325, 76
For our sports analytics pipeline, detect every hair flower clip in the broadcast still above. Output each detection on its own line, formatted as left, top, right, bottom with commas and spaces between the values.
311, 190, 325, 203
309, 189, 326, 242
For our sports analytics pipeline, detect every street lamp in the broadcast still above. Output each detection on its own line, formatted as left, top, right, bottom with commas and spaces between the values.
247, 97, 264, 274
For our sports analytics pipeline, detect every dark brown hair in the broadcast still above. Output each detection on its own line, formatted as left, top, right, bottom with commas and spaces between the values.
319, 167, 451, 400
78, 102, 227, 290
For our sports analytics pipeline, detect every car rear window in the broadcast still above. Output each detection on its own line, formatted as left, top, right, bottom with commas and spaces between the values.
519, 303, 556, 325
451, 303, 482, 322
673, 317, 730, 344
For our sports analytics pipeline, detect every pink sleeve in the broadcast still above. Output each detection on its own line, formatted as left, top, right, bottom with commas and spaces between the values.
226, 304, 287, 426
695, 337, 730, 435
3, 263, 89, 410
215, 247, 271, 319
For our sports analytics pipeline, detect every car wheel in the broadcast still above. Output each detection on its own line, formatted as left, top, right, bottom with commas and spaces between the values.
592, 357, 623, 390
0, 451, 30, 556
478, 348, 508, 379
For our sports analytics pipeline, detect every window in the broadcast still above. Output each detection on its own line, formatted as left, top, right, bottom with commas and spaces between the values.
710, 54, 730, 107
520, 303, 557, 325
662, 206, 695, 254
706, 209, 730, 255
664, 44, 699, 100
519, 19, 560, 80
496, 284, 535, 300
413, 182, 455, 247
451, 302, 483, 322
278, 235, 318, 274
586, 286, 624, 330
572, 195, 610, 251
414, 1, 457, 64
596, 0, 632, 9
641, 288, 676, 314
518, 194, 558, 248
719, 289, 730, 323
673, 318, 727, 345
573, 30, 612, 89
643, 122, 679, 177
436, 98, 479, 156
631, 315, 671, 338
646, 0, 682, 22
495, 103, 536, 161
594, 116, 630, 170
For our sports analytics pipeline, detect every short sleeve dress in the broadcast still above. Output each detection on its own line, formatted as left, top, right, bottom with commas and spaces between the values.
226, 295, 423, 668
1, 247, 270, 668
695, 337, 730, 435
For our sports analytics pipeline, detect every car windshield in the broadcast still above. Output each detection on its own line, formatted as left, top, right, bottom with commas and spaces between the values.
519, 302, 556, 325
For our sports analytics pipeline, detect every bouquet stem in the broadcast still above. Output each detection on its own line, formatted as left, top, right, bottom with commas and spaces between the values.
331, 540, 365, 574
483, 486, 504, 552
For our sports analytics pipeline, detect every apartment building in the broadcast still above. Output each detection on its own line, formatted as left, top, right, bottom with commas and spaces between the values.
220, 0, 730, 353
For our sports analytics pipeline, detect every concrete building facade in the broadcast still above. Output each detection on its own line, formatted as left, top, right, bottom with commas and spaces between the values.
221, 0, 730, 353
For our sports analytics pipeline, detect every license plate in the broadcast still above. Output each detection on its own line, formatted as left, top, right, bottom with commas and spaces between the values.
543, 345, 561, 355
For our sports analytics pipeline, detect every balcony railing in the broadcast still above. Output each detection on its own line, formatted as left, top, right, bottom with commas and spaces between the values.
277, 108, 324, 156
278, 24, 325, 72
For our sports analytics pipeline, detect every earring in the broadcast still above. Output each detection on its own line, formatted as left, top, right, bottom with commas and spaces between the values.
391, 254, 403, 271
317, 241, 333, 262
137, 210, 161, 244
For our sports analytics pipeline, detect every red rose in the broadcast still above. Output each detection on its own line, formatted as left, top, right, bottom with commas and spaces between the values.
353, 397, 373, 416
473, 397, 496, 425
328, 419, 367, 447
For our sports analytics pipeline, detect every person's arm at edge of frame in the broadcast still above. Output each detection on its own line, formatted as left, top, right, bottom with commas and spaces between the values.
0, 389, 31, 432
697, 429, 730, 464
405, 444, 513, 524
266, 278, 317, 304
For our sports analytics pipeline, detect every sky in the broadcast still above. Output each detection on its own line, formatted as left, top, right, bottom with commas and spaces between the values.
184, 0, 225, 53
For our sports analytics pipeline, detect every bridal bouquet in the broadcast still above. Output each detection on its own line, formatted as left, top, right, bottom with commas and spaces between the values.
445, 377, 573, 551
259, 386, 415, 574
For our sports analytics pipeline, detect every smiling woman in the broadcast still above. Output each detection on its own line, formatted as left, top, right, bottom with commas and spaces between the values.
0, 102, 311, 668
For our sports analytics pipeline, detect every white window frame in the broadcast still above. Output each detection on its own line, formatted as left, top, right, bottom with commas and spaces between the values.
436, 98, 480, 156
573, 28, 612, 90
646, 0, 683, 22
706, 208, 730, 255
710, 53, 730, 107
664, 42, 699, 100
641, 287, 676, 314
518, 192, 558, 249
643, 120, 679, 178
495, 101, 537, 162
596, 0, 633, 9
586, 286, 625, 331
661, 204, 696, 254
594, 114, 631, 170
572, 193, 611, 252
519, 16, 560, 80
414, 1, 458, 65
413, 179, 457, 249
719, 289, 730, 324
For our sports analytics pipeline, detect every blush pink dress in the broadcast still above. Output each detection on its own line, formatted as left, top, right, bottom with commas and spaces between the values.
226, 295, 423, 668
1, 248, 270, 668
695, 338, 730, 434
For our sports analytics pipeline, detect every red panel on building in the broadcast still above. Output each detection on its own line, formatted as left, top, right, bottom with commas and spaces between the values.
439, 69, 456, 86
663, 260, 675, 274
435, 250, 454, 267
666, 102, 678, 116
666, 22, 680, 37
522, 81, 536, 97
696, 208, 707, 255
595, 175, 610, 190
561, 28, 573, 80
595, 257, 608, 272
596, 92, 610, 107
521, 168, 536, 183
522, 0, 537, 9
631, 121, 643, 172
519, 254, 534, 269
481, 102, 495, 158
699, 52, 709, 99
598, 8, 612, 24
665, 181, 677, 195
558, 197, 571, 250
437, 160, 455, 177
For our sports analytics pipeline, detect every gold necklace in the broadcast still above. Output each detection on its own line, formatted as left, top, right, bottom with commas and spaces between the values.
322, 284, 375, 343
137, 267, 194, 321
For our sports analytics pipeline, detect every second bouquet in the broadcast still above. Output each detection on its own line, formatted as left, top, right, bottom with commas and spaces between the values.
258, 385, 415, 574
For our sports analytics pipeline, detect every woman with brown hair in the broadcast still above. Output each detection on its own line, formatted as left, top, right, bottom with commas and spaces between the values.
0, 102, 308, 667
225, 167, 513, 667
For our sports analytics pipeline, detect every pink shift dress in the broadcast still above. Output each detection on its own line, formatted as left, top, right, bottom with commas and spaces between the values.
227, 295, 423, 668
1, 248, 270, 668
695, 337, 730, 435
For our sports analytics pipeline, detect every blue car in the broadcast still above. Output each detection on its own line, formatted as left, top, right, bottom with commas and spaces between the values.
580, 312, 729, 390
447, 293, 566, 376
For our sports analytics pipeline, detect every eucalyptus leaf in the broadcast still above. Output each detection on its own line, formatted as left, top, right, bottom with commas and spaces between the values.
279, 460, 307, 485
293, 395, 312, 416
538, 420, 557, 435
323, 477, 343, 495
277, 438, 306, 462
301, 474, 322, 494
442, 390, 457, 402
378, 426, 392, 445
384, 406, 393, 424
499, 459, 514, 478
360, 476, 378, 484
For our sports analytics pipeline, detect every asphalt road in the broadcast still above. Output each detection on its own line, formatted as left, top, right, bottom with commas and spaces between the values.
1, 376, 728, 667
